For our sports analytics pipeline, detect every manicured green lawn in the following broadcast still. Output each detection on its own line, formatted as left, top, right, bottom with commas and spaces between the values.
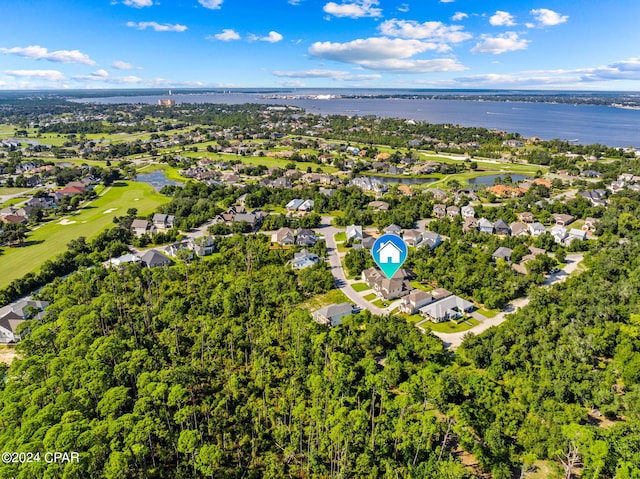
351, 282, 371, 292
363, 293, 377, 301
372, 299, 391, 308
334, 232, 346, 242
336, 243, 349, 253
476, 308, 498, 318
0, 181, 169, 288
404, 314, 423, 323
0, 187, 31, 196
421, 317, 480, 333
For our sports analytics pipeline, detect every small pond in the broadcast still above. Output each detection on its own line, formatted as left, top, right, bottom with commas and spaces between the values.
136, 170, 181, 190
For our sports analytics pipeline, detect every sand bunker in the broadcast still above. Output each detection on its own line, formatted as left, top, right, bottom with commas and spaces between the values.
57, 219, 77, 225
103, 208, 117, 214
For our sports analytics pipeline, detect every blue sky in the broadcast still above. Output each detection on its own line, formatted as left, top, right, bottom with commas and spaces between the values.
1, 0, 639, 90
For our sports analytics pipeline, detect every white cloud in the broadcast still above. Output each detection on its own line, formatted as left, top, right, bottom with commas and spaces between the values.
123, 0, 153, 7
198, 0, 223, 9
208, 29, 241, 41
530, 8, 568, 27
309, 37, 438, 63
323, 1, 382, 19
111, 61, 138, 70
440, 0, 455, 3
126, 21, 187, 32
379, 19, 472, 45
452, 12, 468, 21
397, 3, 409, 12
5, 70, 66, 81
272, 69, 381, 81
288, 0, 302, 4
490, 11, 516, 27
0, 45, 96, 65
471, 32, 529, 54
249, 31, 283, 43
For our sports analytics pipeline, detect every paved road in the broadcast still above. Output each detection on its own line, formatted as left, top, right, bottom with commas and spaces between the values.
427, 253, 585, 349
318, 216, 388, 316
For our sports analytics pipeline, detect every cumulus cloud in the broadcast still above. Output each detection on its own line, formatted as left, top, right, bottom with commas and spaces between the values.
126, 21, 187, 32
308, 37, 466, 73
397, 3, 409, 12
378, 19, 472, 46
248, 31, 283, 43
530, 8, 568, 27
323, 0, 382, 19
471, 32, 529, 54
309, 37, 439, 63
208, 29, 241, 41
198, 0, 223, 9
71, 70, 204, 87
272, 69, 381, 81
5, 70, 66, 81
111, 60, 138, 70
490, 11, 516, 27
452, 12, 468, 21
123, 0, 153, 7
0, 45, 96, 65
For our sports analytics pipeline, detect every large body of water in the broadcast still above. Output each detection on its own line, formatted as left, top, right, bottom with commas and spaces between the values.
76, 92, 640, 147
367, 173, 530, 186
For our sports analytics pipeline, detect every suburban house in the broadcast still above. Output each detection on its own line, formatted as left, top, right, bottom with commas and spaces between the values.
131, 219, 156, 237
346, 224, 363, 242
419, 295, 475, 323
446, 205, 460, 218
152, 213, 175, 230
367, 200, 389, 211
232, 212, 262, 229
139, 250, 172, 268
296, 228, 317, 247
417, 231, 442, 250
494, 219, 511, 236
383, 224, 402, 236
551, 225, 568, 244
566, 228, 587, 244
402, 229, 422, 247
510, 222, 530, 237
109, 253, 140, 267
276, 227, 296, 245
462, 218, 478, 233
362, 267, 383, 287
0, 299, 49, 343
189, 236, 215, 256
312, 302, 354, 327
478, 218, 494, 234
433, 204, 446, 218
553, 214, 575, 226
492, 246, 513, 262
298, 199, 314, 213
374, 277, 411, 300
285, 198, 304, 213
518, 212, 534, 223
583, 217, 599, 233
461, 205, 475, 218
529, 222, 547, 237
292, 249, 320, 270
399, 290, 434, 314
164, 240, 190, 257
580, 190, 607, 206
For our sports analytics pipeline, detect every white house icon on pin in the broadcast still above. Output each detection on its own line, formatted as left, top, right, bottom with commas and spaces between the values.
377, 240, 402, 264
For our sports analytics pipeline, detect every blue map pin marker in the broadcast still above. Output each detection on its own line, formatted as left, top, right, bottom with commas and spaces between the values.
372, 234, 408, 279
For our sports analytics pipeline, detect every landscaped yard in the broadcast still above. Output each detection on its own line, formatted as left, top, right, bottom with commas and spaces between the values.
476, 308, 499, 318
410, 280, 433, 291
0, 181, 169, 288
351, 282, 371, 292
0, 187, 31, 196
363, 293, 377, 301
421, 317, 480, 333
372, 299, 390, 308
334, 232, 346, 242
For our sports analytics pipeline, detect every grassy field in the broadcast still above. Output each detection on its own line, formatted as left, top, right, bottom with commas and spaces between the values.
302, 288, 350, 311
0, 181, 169, 288
0, 187, 31, 196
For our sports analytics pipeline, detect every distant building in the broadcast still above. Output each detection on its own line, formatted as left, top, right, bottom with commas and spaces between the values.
313, 303, 354, 327
158, 99, 176, 107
